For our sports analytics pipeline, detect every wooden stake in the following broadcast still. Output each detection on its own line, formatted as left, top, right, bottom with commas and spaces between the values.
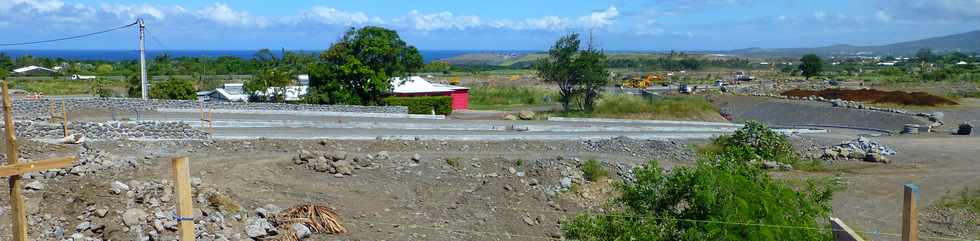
208, 107, 213, 134
61, 99, 68, 138
902, 184, 919, 241
0, 156, 76, 177
171, 156, 196, 241
2, 79, 27, 241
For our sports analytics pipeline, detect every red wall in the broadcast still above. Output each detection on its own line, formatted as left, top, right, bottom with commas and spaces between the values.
450, 89, 469, 110
394, 90, 469, 110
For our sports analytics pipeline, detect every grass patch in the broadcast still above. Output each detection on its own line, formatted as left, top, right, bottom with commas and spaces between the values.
11, 79, 126, 95
515, 159, 524, 167
940, 188, 980, 214
581, 159, 608, 182
557, 95, 721, 121
468, 85, 558, 110
445, 157, 463, 170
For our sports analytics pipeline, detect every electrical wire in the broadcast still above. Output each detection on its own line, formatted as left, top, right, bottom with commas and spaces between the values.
0, 21, 138, 46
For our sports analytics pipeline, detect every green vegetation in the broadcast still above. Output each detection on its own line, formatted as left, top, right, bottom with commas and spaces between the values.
445, 157, 462, 170
799, 54, 823, 80
89, 78, 113, 97
10, 79, 119, 95
940, 188, 980, 214
382, 96, 452, 115
245, 67, 291, 102
536, 33, 609, 112
515, 159, 524, 167
149, 79, 196, 100
581, 159, 608, 182
713, 121, 798, 165
557, 95, 719, 121
468, 86, 557, 110
563, 123, 838, 241
307, 26, 423, 105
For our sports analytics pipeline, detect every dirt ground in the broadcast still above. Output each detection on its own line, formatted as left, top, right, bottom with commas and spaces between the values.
0, 138, 694, 241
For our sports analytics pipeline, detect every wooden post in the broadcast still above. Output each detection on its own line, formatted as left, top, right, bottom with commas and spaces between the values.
3, 79, 27, 241
1, 80, 78, 241
61, 99, 68, 138
208, 107, 213, 134
171, 157, 196, 241
902, 184, 919, 241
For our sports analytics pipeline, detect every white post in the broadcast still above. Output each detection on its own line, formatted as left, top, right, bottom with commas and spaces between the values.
138, 18, 148, 100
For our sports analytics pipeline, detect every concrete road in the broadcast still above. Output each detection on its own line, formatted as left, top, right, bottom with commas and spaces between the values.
72, 109, 832, 140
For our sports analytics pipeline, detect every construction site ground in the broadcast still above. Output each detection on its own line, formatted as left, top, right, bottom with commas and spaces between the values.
0, 94, 978, 240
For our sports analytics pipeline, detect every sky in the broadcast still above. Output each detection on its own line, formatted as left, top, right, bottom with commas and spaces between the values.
0, 0, 978, 51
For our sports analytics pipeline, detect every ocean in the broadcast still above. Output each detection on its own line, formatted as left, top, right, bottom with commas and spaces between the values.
0, 49, 490, 63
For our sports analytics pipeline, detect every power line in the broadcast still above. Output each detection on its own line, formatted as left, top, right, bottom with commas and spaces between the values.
0, 21, 138, 46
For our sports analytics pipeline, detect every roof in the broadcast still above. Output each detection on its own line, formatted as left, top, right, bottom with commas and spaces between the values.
391, 76, 467, 94
12, 66, 55, 73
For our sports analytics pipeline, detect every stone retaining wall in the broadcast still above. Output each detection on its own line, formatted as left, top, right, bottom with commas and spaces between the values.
7, 97, 407, 119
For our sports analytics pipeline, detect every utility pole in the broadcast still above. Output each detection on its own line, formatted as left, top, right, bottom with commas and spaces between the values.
138, 18, 148, 100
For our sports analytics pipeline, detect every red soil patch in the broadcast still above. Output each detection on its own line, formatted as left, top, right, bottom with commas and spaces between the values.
782, 88, 958, 106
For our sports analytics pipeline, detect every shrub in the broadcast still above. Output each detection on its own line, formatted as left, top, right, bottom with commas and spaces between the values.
563, 157, 837, 241
468, 85, 557, 109
581, 159, 608, 182
149, 79, 196, 100
713, 121, 797, 165
586, 95, 719, 120
383, 96, 452, 115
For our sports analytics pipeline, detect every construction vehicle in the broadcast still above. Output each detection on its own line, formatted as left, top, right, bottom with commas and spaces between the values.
622, 74, 665, 89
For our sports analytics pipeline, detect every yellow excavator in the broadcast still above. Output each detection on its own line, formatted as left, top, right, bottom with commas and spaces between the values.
622, 74, 664, 89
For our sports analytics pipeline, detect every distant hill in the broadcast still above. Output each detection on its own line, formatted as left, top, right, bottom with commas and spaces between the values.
725, 30, 980, 57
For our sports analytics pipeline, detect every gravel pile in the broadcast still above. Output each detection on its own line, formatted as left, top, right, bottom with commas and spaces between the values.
581, 136, 695, 161
15, 121, 210, 140
8, 97, 407, 119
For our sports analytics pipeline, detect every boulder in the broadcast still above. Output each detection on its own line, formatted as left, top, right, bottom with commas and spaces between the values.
518, 110, 535, 120
246, 218, 275, 238
122, 208, 148, 226
24, 181, 45, 191
503, 114, 518, 121
865, 153, 890, 163
958, 122, 974, 135
110, 181, 130, 194
331, 160, 354, 175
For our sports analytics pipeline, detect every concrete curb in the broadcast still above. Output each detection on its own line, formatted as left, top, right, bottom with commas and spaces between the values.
548, 117, 743, 127
156, 108, 446, 120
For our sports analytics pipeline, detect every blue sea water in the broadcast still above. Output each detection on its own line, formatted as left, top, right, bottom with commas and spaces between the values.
0, 49, 496, 63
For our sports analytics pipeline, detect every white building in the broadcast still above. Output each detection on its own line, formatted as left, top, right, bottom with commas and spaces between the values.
198, 83, 249, 102
12, 66, 56, 76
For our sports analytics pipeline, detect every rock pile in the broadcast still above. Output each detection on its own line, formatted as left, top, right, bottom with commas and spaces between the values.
581, 137, 695, 161
822, 137, 896, 163
292, 149, 380, 177
29, 179, 248, 241
16, 121, 210, 140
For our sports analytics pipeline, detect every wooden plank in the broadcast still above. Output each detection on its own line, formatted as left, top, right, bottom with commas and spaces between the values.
0, 156, 77, 177
902, 184, 919, 241
61, 99, 68, 137
171, 156, 196, 241
830, 217, 866, 241
2, 79, 28, 241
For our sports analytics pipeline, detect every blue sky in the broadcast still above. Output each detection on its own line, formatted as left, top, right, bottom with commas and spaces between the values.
0, 0, 978, 51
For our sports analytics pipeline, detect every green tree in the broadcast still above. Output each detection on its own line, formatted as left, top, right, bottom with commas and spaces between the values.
537, 33, 582, 111
90, 78, 113, 98
0, 52, 13, 72
798, 54, 823, 80
536, 33, 609, 112
127, 75, 141, 98
307, 26, 423, 105
149, 79, 196, 100
576, 44, 609, 112
423, 61, 452, 74
245, 67, 291, 102
95, 64, 114, 75
916, 48, 934, 63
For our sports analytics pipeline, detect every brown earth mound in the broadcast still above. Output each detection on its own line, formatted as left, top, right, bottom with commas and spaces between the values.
782, 88, 958, 106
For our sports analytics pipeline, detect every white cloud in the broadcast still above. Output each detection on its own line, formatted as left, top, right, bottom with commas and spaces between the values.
635, 19, 664, 36
399, 10, 482, 31
196, 3, 267, 28
876, 10, 892, 23
813, 11, 826, 20
579, 6, 619, 28
302, 6, 381, 26
100, 3, 167, 20
0, 0, 65, 13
